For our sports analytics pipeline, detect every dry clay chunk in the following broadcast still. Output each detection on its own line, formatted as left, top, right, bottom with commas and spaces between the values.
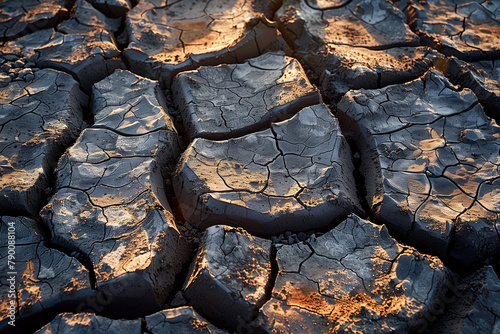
0, 0, 71, 41
337, 69, 500, 267
174, 104, 361, 236
36, 307, 227, 334
173, 52, 321, 140
182, 225, 272, 332
431, 266, 500, 333
0, 28, 54, 63
91, 69, 179, 146
34, 313, 142, 334
277, 0, 418, 50
318, 45, 442, 102
0, 68, 85, 216
43, 130, 184, 314
35, 24, 122, 92
405, 0, 500, 60
258, 214, 451, 333
0, 217, 93, 334
57, 0, 121, 35
276, 0, 436, 101
123, 0, 278, 86
41, 71, 190, 312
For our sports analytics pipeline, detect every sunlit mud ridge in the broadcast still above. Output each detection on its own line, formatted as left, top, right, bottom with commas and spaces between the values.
0, 0, 499, 333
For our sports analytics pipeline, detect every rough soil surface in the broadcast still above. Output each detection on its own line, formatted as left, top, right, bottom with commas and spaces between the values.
274, 0, 442, 101
35, 307, 228, 334
180, 225, 272, 332
404, 0, 500, 60
173, 103, 362, 236
172, 51, 321, 140
0, 216, 94, 334
0, 0, 72, 41
1, 0, 499, 333
0, 68, 86, 216
40, 69, 191, 317
337, 69, 500, 269
444, 56, 500, 121
123, 0, 281, 87
258, 214, 451, 333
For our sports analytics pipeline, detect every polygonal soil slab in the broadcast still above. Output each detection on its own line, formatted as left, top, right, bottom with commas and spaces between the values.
431, 266, 500, 333
258, 214, 451, 333
405, 0, 500, 60
181, 225, 272, 332
0, 29, 55, 64
318, 45, 442, 102
173, 104, 362, 236
91, 69, 178, 139
0, 0, 71, 41
275, 0, 435, 101
0, 68, 86, 216
35, 307, 228, 334
34, 312, 142, 334
58, 0, 121, 35
123, 0, 279, 86
34, 27, 122, 92
277, 0, 419, 50
0, 216, 94, 334
41, 70, 190, 314
337, 69, 500, 268
445, 57, 500, 121
172, 52, 321, 140
32, 4, 123, 94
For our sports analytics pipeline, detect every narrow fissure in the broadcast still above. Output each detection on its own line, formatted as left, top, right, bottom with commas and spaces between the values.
81, 95, 95, 128
158, 86, 189, 225
348, 140, 374, 221
165, 244, 197, 307
237, 243, 279, 333
264, 244, 279, 306
141, 318, 153, 334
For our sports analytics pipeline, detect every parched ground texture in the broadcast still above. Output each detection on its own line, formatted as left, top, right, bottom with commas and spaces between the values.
0, 0, 500, 333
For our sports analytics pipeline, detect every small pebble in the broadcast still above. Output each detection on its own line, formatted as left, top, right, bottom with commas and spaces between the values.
24, 73, 35, 82
13, 59, 25, 68
0, 63, 11, 72
297, 232, 308, 241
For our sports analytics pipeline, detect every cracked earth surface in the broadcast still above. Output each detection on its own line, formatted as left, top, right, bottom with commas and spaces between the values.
0, 0, 499, 333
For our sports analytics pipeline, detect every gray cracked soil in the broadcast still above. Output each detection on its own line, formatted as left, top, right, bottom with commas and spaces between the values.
1, 0, 500, 333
